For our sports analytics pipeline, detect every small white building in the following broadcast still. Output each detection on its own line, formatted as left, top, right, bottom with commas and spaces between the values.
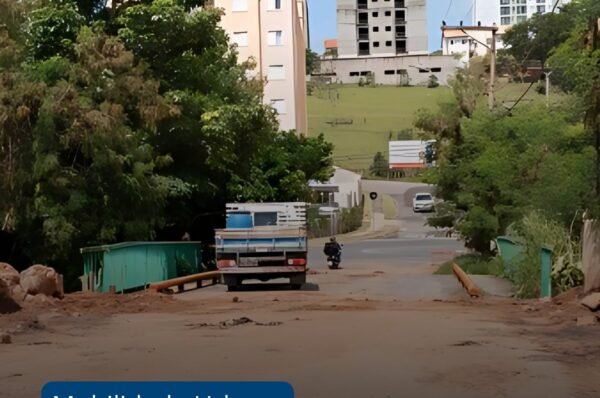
441, 26, 508, 65
309, 167, 362, 210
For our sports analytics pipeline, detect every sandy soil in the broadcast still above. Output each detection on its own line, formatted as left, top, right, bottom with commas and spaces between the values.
1, 276, 599, 398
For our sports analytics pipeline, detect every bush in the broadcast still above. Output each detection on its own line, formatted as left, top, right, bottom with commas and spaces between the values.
506, 211, 583, 298
435, 254, 504, 276
427, 74, 439, 88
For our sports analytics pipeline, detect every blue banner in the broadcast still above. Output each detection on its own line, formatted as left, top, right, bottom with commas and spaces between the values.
42, 382, 294, 398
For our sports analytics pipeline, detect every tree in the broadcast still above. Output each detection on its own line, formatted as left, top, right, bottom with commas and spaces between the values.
306, 48, 320, 75
369, 152, 388, 177
502, 11, 574, 68
547, 0, 600, 199
24, 1, 85, 61
227, 132, 334, 202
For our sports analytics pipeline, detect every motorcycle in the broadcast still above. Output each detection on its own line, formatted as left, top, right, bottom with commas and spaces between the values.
325, 244, 343, 269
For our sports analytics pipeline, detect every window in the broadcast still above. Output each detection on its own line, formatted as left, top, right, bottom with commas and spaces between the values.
396, 69, 407, 75
418, 68, 428, 73
349, 72, 360, 76
462, 39, 468, 44
267, 0, 282, 10
254, 212, 278, 226
536, 5, 545, 13
270, 99, 286, 114
516, 15, 527, 22
384, 70, 395, 75
268, 65, 284, 80
501, 7, 510, 15
385, 26, 391, 31
431, 67, 442, 73
232, 0, 247, 12
232, 31, 248, 47
373, 26, 379, 32
268, 30, 283, 45
373, 41, 380, 47
385, 41, 392, 46
450, 40, 454, 45
500, 0, 509, 4
501, 17, 511, 25
385, 11, 391, 16
372, 12, 378, 17
359, 71, 370, 76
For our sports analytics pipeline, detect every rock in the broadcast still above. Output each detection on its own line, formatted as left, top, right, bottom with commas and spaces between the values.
19, 265, 64, 298
1, 333, 11, 344
576, 315, 599, 327
580, 293, 600, 312
0, 262, 20, 289
0, 280, 21, 314
10, 285, 26, 303
232, 296, 239, 303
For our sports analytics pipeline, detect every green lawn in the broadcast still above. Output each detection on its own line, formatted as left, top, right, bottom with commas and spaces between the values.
307, 85, 452, 171
307, 83, 552, 171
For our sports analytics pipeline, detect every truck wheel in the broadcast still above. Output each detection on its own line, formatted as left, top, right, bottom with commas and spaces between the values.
224, 275, 241, 292
290, 274, 306, 290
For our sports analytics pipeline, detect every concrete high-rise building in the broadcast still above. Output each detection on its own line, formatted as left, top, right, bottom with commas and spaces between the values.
213, 0, 308, 134
473, 0, 571, 27
337, 0, 428, 58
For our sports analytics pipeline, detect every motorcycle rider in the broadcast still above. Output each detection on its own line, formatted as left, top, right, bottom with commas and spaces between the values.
324, 236, 342, 263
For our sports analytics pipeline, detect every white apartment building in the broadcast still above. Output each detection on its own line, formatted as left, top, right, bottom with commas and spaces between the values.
213, 0, 308, 134
474, 0, 572, 27
337, 0, 428, 57
442, 25, 508, 64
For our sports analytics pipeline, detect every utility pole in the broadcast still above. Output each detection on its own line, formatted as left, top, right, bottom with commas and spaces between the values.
450, 24, 498, 109
544, 71, 553, 108
489, 27, 497, 110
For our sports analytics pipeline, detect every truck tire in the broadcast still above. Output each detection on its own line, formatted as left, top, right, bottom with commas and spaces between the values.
290, 273, 306, 290
224, 275, 241, 292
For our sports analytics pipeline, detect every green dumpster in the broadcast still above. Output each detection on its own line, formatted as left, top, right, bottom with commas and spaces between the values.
496, 236, 525, 279
80, 242, 202, 293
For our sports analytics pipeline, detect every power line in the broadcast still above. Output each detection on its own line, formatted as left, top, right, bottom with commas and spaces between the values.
444, 0, 454, 21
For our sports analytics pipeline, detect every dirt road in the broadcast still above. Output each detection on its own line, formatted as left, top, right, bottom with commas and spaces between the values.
1, 259, 599, 398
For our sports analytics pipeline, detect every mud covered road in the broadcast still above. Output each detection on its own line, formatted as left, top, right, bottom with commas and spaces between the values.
1, 253, 599, 398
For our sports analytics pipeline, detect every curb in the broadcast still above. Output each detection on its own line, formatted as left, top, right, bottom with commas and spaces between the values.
452, 263, 482, 298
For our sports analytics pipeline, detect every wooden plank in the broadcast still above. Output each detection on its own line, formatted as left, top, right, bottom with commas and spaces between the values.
149, 271, 221, 292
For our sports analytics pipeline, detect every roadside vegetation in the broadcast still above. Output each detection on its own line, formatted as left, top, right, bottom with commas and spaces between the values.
435, 255, 504, 277
425, 0, 600, 297
0, 0, 334, 288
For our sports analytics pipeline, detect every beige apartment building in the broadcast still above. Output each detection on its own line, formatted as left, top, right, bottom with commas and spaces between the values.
212, 0, 308, 135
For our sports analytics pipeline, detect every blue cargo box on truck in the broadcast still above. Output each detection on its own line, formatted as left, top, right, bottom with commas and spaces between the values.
215, 202, 308, 291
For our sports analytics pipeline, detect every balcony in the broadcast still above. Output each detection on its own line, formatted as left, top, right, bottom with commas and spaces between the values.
358, 0, 368, 10
358, 48, 371, 56
358, 33, 369, 41
395, 0, 405, 7
395, 18, 407, 25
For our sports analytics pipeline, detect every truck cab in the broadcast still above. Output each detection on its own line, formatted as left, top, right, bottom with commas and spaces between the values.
215, 202, 308, 291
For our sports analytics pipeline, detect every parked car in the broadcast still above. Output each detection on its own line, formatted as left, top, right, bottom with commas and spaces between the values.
412, 193, 434, 213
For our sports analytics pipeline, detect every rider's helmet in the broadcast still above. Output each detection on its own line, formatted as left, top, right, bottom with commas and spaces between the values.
330, 236, 336, 242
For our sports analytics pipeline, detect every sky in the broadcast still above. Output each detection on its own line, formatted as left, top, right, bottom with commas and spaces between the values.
308, 0, 473, 54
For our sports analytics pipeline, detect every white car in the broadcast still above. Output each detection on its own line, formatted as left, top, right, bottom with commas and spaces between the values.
412, 193, 434, 213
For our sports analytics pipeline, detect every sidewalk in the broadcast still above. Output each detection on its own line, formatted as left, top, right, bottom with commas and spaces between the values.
309, 219, 400, 245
